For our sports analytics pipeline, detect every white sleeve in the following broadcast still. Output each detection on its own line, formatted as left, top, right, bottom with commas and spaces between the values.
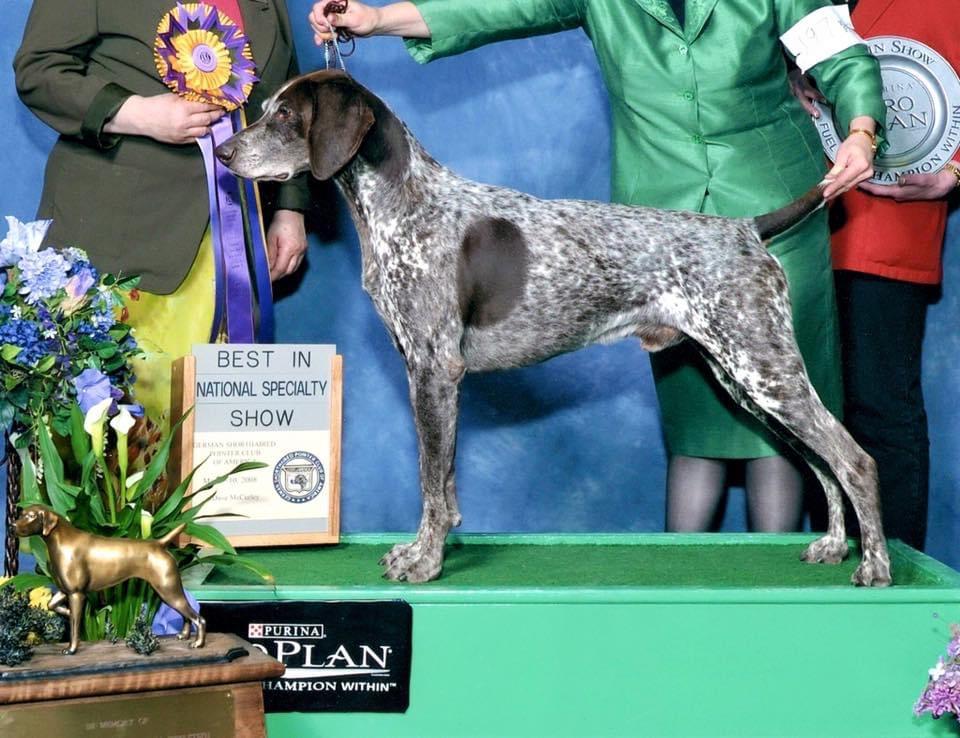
780, 5, 865, 74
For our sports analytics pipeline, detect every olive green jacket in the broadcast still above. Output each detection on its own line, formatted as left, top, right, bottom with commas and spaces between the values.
14, 0, 309, 294
406, 0, 885, 217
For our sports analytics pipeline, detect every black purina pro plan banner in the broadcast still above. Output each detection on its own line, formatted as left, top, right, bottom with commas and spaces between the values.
202, 600, 412, 712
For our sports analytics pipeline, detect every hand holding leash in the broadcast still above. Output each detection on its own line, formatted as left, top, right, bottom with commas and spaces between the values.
310, 0, 375, 47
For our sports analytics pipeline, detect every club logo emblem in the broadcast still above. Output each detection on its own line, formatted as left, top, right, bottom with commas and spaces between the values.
273, 451, 325, 503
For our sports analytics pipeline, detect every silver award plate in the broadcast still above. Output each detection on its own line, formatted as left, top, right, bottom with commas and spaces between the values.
812, 35, 960, 185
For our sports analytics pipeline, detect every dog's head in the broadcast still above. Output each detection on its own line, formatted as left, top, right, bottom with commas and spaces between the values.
216, 70, 375, 182
13, 505, 59, 537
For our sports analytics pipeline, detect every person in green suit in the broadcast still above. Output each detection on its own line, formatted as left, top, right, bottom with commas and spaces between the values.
311, 0, 883, 532
14, 0, 310, 427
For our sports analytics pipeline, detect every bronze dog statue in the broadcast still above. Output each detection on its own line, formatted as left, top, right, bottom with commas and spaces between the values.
13, 505, 205, 654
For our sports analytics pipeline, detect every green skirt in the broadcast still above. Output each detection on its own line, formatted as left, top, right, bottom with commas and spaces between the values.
650, 203, 842, 459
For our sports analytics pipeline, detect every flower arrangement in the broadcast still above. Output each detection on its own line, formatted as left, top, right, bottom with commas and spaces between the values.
13, 403, 270, 642
2, 216, 270, 643
1, 216, 139, 452
0, 579, 63, 666
916, 624, 960, 721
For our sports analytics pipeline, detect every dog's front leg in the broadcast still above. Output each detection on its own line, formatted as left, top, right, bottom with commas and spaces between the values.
382, 363, 462, 582
64, 591, 85, 655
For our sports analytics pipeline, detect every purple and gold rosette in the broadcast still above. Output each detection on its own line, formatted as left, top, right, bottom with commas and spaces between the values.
155, 2, 257, 111
154, 3, 273, 342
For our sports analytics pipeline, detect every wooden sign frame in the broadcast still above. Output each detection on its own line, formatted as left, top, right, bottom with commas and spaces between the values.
168, 352, 342, 547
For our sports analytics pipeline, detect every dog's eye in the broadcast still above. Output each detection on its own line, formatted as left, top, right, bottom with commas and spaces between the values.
275, 105, 292, 121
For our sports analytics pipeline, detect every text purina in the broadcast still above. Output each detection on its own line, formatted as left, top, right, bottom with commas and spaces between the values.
255, 623, 327, 639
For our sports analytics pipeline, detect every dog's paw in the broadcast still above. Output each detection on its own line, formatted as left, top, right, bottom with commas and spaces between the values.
801, 535, 849, 564
380, 541, 442, 583
851, 549, 892, 587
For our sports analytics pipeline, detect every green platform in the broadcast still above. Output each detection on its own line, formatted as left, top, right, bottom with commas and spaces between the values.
194, 534, 960, 738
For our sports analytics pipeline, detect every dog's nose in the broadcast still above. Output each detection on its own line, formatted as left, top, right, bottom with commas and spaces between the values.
215, 140, 237, 165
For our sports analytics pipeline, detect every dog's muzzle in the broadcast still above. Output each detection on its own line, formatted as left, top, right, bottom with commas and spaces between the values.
214, 140, 237, 165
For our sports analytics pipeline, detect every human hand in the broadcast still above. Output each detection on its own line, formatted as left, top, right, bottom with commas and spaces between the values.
788, 69, 825, 118
822, 131, 875, 200
859, 169, 959, 201
107, 94, 224, 144
309, 0, 379, 44
267, 209, 307, 280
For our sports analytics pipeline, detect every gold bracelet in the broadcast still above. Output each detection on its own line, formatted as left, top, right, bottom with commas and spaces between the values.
848, 127, 878, 153
944, 161, 960, 189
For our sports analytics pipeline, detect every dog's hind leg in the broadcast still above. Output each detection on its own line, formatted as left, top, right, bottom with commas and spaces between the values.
696, 351, 849, 562
166, 592, 206, 648
683, 265, 889, 586
381, 362, 463, 582
694, 341, 889, 585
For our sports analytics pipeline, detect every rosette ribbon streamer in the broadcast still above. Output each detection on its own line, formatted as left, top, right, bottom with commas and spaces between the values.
155, 3, 273, 342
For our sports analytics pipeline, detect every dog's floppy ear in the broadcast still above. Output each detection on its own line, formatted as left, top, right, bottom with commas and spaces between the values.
308, 79, 375, 181
40, 508, 59, 536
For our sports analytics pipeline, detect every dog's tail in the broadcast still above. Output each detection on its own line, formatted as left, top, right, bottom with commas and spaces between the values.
157, 523, 187, 547
753, 182, 827, 242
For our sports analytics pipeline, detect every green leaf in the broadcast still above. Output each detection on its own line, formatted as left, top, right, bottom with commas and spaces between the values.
1, 344, 22, 362
3, 573, 54, 592
179, 491, 221, 523
70, 404, 91, 464
130, 409, 193, 502
34, 354, 56, 373
47, 481, 81, 516
37, 421, 65, 488
148, 462, 203, 526
0, 401, 14, 433
28, 536, 51, 578
190, 461, 268, 495
87, 484, 109, 526
19, 454, 42, 505
199, 553, 274, 583
184, 522, 237, 555
115, 275, 141, 290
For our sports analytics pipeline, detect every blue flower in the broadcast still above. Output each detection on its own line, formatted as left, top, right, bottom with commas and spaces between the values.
72, 368, 115, 415
119, 403, 144, 418
152, 590, 201, 636
18, 248, 70, 304
0, 216, 51, 268
0, 318, 51, 366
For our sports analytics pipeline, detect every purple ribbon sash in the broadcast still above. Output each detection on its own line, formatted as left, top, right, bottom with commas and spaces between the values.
197, 113, 274, 342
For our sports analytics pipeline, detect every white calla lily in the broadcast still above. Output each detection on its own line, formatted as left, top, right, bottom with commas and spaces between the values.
83, 397, 112, 435
140, 509, 154, 539
126, 471, 145, 489
109, 407, 136, 436
83, 397, 112, 457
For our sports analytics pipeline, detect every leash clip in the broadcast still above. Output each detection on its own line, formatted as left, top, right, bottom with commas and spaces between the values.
322, 0, 355, 70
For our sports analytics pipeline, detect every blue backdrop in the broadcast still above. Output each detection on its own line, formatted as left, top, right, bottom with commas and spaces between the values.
2, 0, 958, 566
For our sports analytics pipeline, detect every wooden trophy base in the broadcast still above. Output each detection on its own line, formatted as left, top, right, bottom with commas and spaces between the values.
0, 632, 282, 738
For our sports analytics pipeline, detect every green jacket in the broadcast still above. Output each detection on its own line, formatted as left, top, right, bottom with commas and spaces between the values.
14, 0, 309, 294
406, 0, 884, 217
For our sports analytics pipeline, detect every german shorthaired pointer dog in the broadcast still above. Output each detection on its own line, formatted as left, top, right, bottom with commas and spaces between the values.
216, 70, 891, 586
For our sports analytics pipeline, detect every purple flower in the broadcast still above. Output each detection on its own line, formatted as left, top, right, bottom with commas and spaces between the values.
119, 403, 144, 418
73, 368, 115, 415
0, 216, 51, 268
60, 268, 96, 315
151, 590, 201, 636
18, 248, 70, 303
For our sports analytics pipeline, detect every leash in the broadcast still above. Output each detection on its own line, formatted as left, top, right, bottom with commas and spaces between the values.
322, 0, 355, 70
